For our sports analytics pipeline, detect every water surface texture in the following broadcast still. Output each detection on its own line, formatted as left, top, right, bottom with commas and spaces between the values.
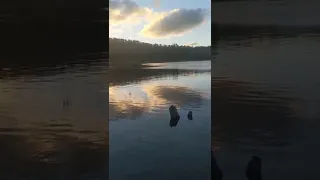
0, 5, 107, 179
212, 1, 320, 179
0, 53, 108, 179
109, 61, 211, 180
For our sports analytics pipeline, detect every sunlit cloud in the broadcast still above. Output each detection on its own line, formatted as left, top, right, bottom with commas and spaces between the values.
109, 25, 125, 37
143, 85, 204, 107
109, 74, 210, 120
140, 8, 210, 38
109, 0, 154, 25
109, 86, 150, 119
109, 0, 210, 41
109, 86, 148, 107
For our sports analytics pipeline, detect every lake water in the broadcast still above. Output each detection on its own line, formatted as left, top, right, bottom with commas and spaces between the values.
109, 61, 211, 180
212, 26, 320, 179
0, 52, 108, 179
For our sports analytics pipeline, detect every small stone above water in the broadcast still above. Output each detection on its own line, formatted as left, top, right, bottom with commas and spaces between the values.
246, 156, 262, 180
169, 105, 180, 119
187, 111, 193, 120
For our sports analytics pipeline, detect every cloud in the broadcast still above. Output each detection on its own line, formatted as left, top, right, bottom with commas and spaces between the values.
109, 0, 153, 25
109, 0, 210, 39
109, 86, 150, 119
185, 42, 198, 46
140, 8, 209, 38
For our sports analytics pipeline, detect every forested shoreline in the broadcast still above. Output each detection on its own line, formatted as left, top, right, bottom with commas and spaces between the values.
109, 38, 211, 67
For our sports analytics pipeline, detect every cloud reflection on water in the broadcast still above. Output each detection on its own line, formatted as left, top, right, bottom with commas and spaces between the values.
109, 75, 209, 120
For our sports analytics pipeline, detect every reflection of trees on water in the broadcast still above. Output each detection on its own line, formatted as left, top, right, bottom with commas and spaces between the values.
212, 77, 300, 152
0, 53, 107, 79
108, 68, 210, 86
212, 23, 320, 50
211, 0, 320, 50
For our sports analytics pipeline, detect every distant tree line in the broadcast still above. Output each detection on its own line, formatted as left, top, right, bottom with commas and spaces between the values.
212, 23, 320, 43
0, 8, 107, 57
109, 38, 211, 67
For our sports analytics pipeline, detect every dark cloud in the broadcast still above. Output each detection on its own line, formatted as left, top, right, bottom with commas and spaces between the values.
141, 8, 209, 38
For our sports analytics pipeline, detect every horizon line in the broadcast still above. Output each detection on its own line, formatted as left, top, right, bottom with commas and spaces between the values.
109, 37, 211, 47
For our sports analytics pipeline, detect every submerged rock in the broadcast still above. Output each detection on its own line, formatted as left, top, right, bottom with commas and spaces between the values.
169, 105, 180, 119
187, 111, 193, 120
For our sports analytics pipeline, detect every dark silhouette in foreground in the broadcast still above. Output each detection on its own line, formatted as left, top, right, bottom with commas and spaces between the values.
211, 150, 223, 180
246, 156, 262, 180
187, 111, 193, 120
211, 151, 263, 180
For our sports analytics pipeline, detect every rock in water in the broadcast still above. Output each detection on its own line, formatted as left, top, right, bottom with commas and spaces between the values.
246, 156, 262, 180
169, 105, 180, 119
211, 150, 223, 180
187, 111, 193, 120
169, 116, 180, 127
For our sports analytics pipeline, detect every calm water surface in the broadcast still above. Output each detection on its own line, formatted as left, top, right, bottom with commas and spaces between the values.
109, 61, 211, 180
213, 25, 320, 179
0, 53, 108, 179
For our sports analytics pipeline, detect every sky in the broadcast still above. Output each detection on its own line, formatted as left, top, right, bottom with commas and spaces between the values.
109, 0, 211, 46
